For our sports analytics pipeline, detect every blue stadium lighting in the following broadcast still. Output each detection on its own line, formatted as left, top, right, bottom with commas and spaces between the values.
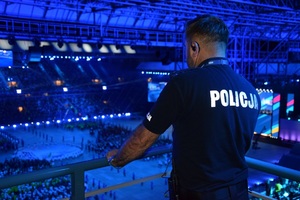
142, 71, 170, 76
102, 85, 107, 90
63, 87, 68, 92
82, 116, 88, 121
263, 81, 268, 85
297, 79, 299, 82
97, 58, 102, 61
271, 158, 279, 163
255, 181, 262, 185
0, 112, 132, 129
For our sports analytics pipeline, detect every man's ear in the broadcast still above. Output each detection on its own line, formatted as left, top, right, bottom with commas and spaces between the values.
191, 41, 200, 55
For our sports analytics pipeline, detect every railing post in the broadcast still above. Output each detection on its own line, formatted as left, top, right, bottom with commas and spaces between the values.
71, 169, 85, 200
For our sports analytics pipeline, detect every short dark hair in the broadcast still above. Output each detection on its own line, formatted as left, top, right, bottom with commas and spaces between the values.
185, 15, 229, 45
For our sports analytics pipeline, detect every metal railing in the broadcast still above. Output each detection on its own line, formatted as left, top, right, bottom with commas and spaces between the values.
1, 145, 300, 200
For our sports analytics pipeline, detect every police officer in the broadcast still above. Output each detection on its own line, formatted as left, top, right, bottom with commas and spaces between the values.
107, 15, 260, 200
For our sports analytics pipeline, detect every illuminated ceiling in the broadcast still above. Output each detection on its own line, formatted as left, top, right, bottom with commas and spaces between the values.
0, 0, 299, 95
0, 0, 300, 79
0, 0, 299, 45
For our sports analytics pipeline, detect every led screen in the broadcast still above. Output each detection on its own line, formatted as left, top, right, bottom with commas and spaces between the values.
147, 82, 167, 102
255, 89, 274, 137
286, 93, 294, 117
271, 93, 280, 138
0, 50, 13, 67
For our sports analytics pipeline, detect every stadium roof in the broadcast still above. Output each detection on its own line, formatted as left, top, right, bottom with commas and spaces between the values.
0, 0, 299, 43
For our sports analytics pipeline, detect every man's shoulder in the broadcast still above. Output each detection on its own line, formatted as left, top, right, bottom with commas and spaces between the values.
169, 68, 199, 81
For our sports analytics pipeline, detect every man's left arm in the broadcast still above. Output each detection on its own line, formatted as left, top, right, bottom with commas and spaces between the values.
106, 123, 160, 168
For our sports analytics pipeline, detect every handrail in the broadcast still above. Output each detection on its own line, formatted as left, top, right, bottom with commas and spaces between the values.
84, 172, 169, 198
1, 145, 300, 200
0, 145, 172, 200
246, 156, 300, 182
248, 190, 276, 200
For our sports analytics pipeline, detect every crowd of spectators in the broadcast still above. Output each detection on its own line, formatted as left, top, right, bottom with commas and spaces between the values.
0, 94, 107, 124
0, 119, 172, 199
0, 176, 71, 200
0, 58, 148, 126
0, 131, 19, 152
63, 120, 172, 159
0, 158, 51, 178
3, 118, 300, 199
249, 177, 300, 200
0, 88, 148, 125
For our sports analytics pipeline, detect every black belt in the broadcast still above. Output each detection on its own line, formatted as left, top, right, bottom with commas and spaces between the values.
179, 180, 248, 200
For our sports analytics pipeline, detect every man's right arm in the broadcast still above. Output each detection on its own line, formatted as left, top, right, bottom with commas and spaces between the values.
106, 123, 160, 168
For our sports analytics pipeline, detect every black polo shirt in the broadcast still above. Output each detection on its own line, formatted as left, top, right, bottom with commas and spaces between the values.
143, 58, 261, 192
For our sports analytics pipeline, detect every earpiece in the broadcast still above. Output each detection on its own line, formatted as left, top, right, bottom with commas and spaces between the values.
191, 42, 199, 52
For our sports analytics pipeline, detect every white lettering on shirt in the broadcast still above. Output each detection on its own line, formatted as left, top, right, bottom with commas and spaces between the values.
210, 90, 220, 107
146, 113, 152, 122
210, 90, 258, 109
